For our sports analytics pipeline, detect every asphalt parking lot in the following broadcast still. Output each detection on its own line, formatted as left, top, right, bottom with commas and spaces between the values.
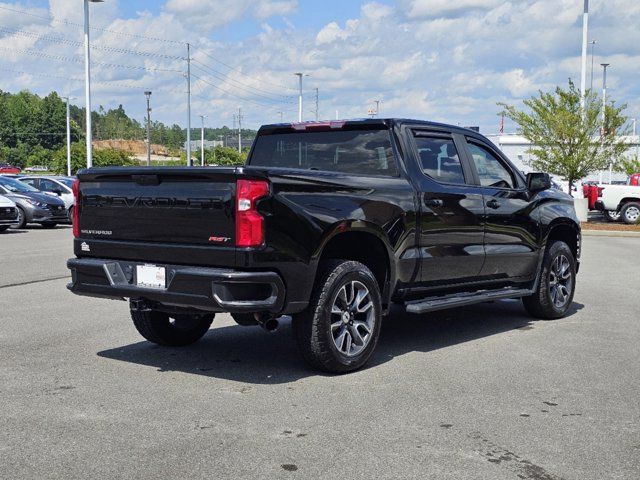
1, 228, 638, 480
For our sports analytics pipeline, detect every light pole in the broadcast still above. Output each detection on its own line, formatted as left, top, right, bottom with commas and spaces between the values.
144, 91, 152, 166
294, 73, 308, 122
589, 40, 597, 91
62, 96, 75, 176
199, 114, 207, 167
601, 63, 610, 130
83, 0, 103, 168
579, 0, 589, 115
633, 118, 638, 160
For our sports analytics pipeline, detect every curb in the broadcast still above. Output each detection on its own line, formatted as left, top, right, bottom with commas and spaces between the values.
582, 229, 640, 238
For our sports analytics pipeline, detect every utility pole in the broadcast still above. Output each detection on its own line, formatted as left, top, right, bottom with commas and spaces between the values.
314, 88, 319, 121
589, 40, 597, 91
375, 100, 380, 117
199, 114, 207, 167
277, 111, 284, 122
237, 107, 243, 153
186, 42, 192, 166
579, 0, 589, 116
63, 96, 73, 176
144, 91, 152, 166
83, 0, 103, 168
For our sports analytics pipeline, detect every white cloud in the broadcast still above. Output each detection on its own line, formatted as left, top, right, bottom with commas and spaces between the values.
1, 0, 639, 134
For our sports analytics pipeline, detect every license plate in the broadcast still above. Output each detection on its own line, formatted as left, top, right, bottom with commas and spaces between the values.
136, 264, 166, 289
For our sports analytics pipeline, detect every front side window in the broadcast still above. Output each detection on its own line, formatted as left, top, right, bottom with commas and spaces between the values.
249, 129, 398, 177
468, 143, 515, 189
413, 136, 465, 184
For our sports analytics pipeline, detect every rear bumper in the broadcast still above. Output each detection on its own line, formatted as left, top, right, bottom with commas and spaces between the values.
67, 257, 286, 314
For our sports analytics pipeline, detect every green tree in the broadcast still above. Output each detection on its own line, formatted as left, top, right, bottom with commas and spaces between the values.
614, 156, 640, 176
51, 142, 136, 175
499, 80, 629, 193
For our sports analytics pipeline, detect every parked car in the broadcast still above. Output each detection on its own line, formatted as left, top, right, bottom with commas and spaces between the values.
24, 166, 49, 173
0, 176, 67, 229
0, 195, 18, 232
19, 176, 75, 222
67, 119, 581, 373
0, 163, 22, 174
595, 182, 640, 224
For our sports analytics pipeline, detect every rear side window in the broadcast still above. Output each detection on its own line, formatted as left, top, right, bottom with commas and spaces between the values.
414, 136, 465, 184
249, 129, 398, 177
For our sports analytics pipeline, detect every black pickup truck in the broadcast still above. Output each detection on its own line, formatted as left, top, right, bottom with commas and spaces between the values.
67, 119, 581, 372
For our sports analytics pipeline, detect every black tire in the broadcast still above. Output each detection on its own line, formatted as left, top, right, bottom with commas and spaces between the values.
10, 207, 26, 229
0, 226, 8, 233
232, 313, 258, 326
68, 206, 74, 224
523, 241, 576, 320
292, 260, 382, 373
40, 222, 57, 229
131, 309, 214, 346
602, 210, 620, 222
620, 202, 640, 225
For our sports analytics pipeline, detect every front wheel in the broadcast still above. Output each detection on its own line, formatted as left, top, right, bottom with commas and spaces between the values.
292, 260, 382, 373
620, 202, 640, 225
10, 207, 26, 229
0, 226, 9, 233
40, 222, 57, 229
523, 241, 576, 320
603, 210, 621, 222
131, 309, 214, 346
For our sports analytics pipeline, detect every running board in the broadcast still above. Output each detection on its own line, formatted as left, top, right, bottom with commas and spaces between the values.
404, 288, 533, 314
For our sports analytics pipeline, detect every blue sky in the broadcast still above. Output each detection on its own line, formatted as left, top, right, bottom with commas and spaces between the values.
1, 0, 639, 133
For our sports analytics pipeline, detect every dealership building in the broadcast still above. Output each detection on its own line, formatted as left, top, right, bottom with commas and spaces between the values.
486, 133, 640, 183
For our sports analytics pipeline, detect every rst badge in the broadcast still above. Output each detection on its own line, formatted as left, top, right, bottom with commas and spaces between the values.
208, 236, 230, 243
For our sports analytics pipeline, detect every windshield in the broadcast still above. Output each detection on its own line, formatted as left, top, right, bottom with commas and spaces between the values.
250, 129, 398, 177
0, 177, 39, 193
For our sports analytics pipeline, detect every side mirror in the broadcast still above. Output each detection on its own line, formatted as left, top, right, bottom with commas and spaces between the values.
52, 189, 63, 196
526, 172, 551, 193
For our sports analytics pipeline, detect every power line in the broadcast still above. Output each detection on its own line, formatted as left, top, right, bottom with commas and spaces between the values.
0, 26, 184, 60
191, 73, 294, 111
195, 48, 297, 92
191, 61, 295, 104
0, 46, 183, 73
0, 4, 183, 45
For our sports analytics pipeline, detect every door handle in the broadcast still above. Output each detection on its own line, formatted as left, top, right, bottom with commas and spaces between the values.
424, 198, 444, 208
486, 199, 501, 209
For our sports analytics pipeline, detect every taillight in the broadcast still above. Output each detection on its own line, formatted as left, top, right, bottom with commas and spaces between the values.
72, 179, 81, 238
236, 179, 269, 247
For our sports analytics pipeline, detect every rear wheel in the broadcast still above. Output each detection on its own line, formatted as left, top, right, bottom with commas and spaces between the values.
131, 309, 214, 346
620, 202, 640, 224
0, 226, 8, 233
523, 241, 576, 320
292, 260, 382, 373
10, 207, 26, 229
40, 222, 57, 229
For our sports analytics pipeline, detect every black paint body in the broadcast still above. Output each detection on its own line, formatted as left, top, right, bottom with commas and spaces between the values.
68, 119, 580, 315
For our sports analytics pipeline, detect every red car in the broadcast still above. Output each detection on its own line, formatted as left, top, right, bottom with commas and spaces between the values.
0, 164, 21, 174
628, 173, 640, 186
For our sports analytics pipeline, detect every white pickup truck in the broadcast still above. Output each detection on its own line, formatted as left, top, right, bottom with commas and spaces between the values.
595, 184, 640, 224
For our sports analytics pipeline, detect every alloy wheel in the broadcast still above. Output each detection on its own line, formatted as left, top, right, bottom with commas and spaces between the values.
549, 254, 573, 309
624, 206, 640, 223
330, 280, 375, 357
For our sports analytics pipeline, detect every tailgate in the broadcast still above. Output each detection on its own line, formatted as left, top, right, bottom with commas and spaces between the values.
77, 167, 238, 245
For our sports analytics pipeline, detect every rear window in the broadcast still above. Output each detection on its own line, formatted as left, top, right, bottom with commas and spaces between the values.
249, 129, 398, 176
